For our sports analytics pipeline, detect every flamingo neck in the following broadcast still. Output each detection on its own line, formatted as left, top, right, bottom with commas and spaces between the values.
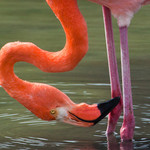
0, 0, 88, 91
47, 0, 88, 66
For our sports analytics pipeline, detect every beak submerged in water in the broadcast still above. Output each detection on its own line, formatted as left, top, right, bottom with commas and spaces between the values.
54, 97, 120, 127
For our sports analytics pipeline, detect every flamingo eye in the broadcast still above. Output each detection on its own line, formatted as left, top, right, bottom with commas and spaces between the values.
50, 109, 56, 115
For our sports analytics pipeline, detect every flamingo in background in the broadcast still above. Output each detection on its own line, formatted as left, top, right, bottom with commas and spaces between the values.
88, 0, 150, 141
0, 0, 120, 127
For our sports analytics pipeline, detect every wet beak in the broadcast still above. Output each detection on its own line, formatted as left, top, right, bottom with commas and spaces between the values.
63, 97, 120, 127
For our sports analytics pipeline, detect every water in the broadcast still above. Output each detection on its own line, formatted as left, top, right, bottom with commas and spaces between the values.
0, 0, 150, 149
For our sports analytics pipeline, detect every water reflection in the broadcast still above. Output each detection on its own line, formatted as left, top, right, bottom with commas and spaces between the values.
107, 135, 150, 150
107, 134, 134, 150
0, 134, 149, 150
107, 134, 120, 150
120, 141, 133, 150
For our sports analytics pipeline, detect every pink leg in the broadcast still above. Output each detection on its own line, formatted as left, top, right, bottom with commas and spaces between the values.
119, 26, 135, 141
120, 141, 133, 150
102, 6, 123, 134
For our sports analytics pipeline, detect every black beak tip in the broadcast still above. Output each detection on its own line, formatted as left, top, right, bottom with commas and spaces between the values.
97, 97, 120, 121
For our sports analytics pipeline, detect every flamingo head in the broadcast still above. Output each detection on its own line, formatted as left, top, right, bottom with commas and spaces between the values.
49, 97, 120, 127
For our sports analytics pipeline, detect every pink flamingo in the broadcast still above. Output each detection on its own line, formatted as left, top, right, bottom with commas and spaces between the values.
88, 0, 150, 141
0, 0, 120, 128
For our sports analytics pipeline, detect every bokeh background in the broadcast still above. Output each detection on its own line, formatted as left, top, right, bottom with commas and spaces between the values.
0, 0, 150, 149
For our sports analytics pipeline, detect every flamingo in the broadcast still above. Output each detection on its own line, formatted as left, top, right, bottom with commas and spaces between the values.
0, 0, 120, 127
88, 0, 150, 141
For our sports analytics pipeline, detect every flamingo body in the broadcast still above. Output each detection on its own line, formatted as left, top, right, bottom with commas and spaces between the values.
89, 0, 150, 26
0, 0, 120, 127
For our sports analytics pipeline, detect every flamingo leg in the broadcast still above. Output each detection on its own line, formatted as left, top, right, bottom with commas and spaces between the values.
102, 6, 123, 134
119, 26, 135, 141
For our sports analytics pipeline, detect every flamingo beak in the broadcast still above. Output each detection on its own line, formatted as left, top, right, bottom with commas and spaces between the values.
62, 97, 120, 127
97, 97, 120, 123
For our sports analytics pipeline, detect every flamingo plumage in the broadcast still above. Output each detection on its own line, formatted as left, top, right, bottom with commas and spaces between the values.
0, 0, 120, 127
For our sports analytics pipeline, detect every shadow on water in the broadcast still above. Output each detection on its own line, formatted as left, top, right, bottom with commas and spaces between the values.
0, 0, 150, 149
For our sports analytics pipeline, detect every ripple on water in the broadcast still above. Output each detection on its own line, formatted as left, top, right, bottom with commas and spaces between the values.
141, 112, 150, 117
86, 83, 110, 86
4, 136, 48, 147
19, 119, 57, 126
141, 118, 150, 123
48, 82, 86, 87
10, 115, 34, 122
0, 142, 14, 149
62, 90, 76, 95
134, 138, 150, 149
63, 140, 78, 143
0, 102, 8, 104
1, 136, 69, 149
0, 113, 18, 118
48, 82, 110, 87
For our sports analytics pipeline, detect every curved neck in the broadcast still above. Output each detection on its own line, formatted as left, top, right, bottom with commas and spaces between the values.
47, 0, 88, 68
0, 0, 88, 91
